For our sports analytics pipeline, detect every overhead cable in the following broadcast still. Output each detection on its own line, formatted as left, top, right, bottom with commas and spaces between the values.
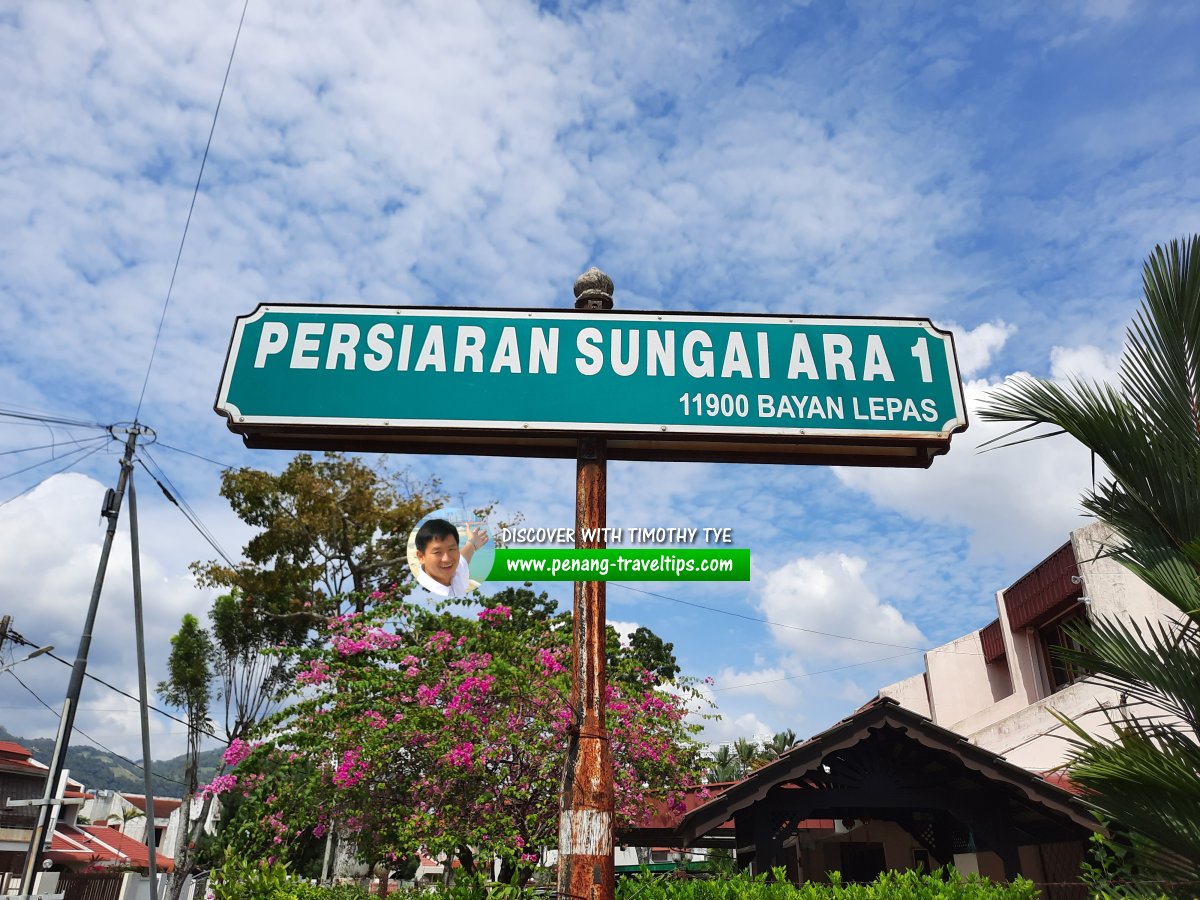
0, 435, 113, 458
136, 450, 236, 568
4, 668, 187, 787
0, 406, 109, 430
7, 631, 220, 740
0, 441, 109, 510
609, 582, 983, 656
155, 441, 238, 470
710, 652, 920, 692
0, 437, 110, 483
134, 0, 251, 419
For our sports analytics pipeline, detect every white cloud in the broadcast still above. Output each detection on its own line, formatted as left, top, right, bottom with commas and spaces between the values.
1082, 0, 1135, 22
4, 0, 1200, 766
608, 620, 639, 645
713, 666, 796, 708
835, 372, 1099, 565
1050, 344, 1122, 383
701, 710, 776, 747
758, 553, 928, 664
943, 320, 1017, 377
0, 473, 237, 759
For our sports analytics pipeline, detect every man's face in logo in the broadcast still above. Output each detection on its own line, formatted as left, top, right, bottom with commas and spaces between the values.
417, 533, 461, 586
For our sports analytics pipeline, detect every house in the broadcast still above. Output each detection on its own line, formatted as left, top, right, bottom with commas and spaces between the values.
878, 522, 1183, 771
0, 740, 91, 881
159, 793, 221, 862
0, 741, 174, 893
44, 822, 174, 872
1, 740, 49, 881
81, 790, 182, 853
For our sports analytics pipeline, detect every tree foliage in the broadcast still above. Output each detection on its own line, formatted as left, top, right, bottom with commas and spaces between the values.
193, 452, 442, 615
608, 625, 681, 685
208, 587, 707, 883
979, 236, 1200, 884
157, 613, 215, 900
210, 588, 309, 741
157, 613, 213, 794
704, 729, 798, 782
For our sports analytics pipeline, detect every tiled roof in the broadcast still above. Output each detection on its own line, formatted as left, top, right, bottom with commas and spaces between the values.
675, 697, 1097, 845
46, 823, 174, 871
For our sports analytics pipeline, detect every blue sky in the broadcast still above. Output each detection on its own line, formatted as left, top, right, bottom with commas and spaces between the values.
1, 0, 1197, 767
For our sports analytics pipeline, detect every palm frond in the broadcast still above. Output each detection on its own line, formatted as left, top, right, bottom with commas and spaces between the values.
980, 236, 1200, 887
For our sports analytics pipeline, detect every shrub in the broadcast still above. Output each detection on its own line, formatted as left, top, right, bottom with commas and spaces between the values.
610, 867, 1036, 900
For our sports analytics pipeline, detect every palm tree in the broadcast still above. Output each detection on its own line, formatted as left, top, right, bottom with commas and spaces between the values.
761, 729, 798, 761
978, 236, 1200, 884
108, 805, 146, 834
733, 738, 761, 778
707, 745, 741, 783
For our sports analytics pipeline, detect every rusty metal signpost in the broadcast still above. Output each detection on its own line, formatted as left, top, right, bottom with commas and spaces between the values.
558, 270, 617, 900
215, 269, 968, 900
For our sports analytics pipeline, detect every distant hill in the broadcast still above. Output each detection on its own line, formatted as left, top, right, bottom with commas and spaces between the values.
0, 724, 222, 799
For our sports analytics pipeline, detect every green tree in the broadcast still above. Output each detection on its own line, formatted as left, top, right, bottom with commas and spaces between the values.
625, 626, 682, 684
733, 737, 761, 777
157, 613, 214, 900
193, 452, 442, 616
761, 729, 798, 761
187, 455, 473, 879
979, 236, 1200, 885
606, 623, 682, 689
158, 614, 214, 798
107, 805, 145, 829
484, 584, 570, 634
706, 744, 742, 782
210, 588, 309, 741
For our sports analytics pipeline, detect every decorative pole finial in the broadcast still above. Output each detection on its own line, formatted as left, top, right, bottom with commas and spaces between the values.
574, 267, 614, 310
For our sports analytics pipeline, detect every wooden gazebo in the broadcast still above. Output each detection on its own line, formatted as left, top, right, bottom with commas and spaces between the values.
623, 698, 1097, 891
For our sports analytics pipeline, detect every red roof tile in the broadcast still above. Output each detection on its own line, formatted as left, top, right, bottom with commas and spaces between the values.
1039, 771, 1083, 795
46, 823, 174, 871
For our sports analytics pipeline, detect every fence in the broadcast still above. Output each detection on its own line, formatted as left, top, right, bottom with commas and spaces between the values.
58, 870, 124, 900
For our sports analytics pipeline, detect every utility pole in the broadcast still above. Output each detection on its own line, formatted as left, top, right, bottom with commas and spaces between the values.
20, 425, 145, 890
0, 615, 10, 658
558, 268, 615, 900
127, 469, 161, 899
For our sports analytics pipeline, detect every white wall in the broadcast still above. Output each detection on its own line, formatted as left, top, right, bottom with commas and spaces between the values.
879, 522, 1187, 773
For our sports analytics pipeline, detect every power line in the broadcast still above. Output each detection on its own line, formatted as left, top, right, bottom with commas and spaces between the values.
0, 441, 110, 510
609, 583, 982, 656
0, 435, 112, 458
155, 441, 238, 469
0, 406, 109, 431
0, 436, 111, 483
136, 450, 236, 567
134, 0, 251, 419
4, 668, 188, 788
7, 631, 220, 741
710, 652, 920, 692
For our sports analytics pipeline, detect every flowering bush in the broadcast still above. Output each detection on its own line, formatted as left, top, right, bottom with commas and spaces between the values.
219, 588, 708, 879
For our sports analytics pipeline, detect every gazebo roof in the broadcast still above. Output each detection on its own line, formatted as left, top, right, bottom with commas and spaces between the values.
675, 697, 1096, 847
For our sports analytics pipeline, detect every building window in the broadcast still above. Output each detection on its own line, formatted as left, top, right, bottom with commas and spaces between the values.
1038, 604, 1087, 693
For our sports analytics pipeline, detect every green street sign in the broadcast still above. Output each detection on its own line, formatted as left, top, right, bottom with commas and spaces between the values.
215, 305, 967, 467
